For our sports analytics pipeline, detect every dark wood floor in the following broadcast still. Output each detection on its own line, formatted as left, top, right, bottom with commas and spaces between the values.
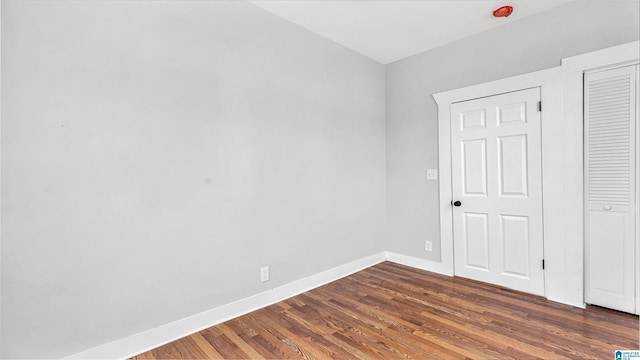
133, 261, 639, 359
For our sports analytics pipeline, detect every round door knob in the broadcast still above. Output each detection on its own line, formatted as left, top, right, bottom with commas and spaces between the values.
453, 201, 462, 207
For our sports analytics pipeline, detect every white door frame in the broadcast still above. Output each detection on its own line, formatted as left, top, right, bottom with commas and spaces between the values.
433, 67, 562, 300
562, 41, 640, 313
434, 41, 640, 308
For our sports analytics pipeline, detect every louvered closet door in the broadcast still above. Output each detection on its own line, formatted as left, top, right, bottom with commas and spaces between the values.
585, 65, 638, 314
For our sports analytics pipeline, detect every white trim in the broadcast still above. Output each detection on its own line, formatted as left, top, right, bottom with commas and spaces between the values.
432, 67, 560, 105
63, 252, 387, 359
636, 64, 639, 315
560, 41, 640, 310
0, 2, 3, 355
432, 67, 563, 295
562, 41, 640, 73
546, 297, 586, 309
385, 251, 453, 276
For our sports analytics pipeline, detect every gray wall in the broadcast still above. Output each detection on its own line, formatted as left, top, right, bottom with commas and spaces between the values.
0, 1, 386, 357
385, 0, 640, 261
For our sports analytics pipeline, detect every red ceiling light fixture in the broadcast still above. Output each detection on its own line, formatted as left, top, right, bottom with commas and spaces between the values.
493, 5, 514, 18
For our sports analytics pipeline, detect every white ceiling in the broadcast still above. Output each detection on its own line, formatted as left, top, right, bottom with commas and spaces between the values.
249, 0, 576, 64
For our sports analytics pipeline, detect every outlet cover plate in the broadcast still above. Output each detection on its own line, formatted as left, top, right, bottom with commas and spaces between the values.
260, 266, 269, 282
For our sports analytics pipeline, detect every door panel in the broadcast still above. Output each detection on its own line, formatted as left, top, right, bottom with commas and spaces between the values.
498, 135, 528, 197
500, 215, 530, 278
497, 101, 527, 126
463, 212, 490, 270
462, 139, 487, 196
451, 87, 544, 296
588, 211, 629, 295
461, 109, 486, 130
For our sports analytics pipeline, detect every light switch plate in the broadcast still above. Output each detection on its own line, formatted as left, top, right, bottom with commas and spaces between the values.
426, 169, 438, 180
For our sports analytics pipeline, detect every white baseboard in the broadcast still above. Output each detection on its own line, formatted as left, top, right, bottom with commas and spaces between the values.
384, 251, 453, 276
63, 252, 387, 360
546, 296, 587, 309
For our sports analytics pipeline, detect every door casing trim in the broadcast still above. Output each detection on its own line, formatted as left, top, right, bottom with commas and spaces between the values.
433, 67, 564, 303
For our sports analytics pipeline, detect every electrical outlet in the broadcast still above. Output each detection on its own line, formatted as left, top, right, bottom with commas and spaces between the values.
260, 266, 269, 282
425, 241, 433, 252
426, 169, 438, 180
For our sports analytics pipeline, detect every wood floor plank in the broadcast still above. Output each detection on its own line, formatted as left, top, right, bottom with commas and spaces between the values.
232, 315, 303, 360
190, 333, 226, 359
214, 323, 265, 359
132, 261, 639, 359
247, 309, 320, 360
198, 330, 251, 359
262, 303, 355, 360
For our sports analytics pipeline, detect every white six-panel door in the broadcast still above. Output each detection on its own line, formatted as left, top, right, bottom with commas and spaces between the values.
450, 88, 545, 296
584, 65, 637, 314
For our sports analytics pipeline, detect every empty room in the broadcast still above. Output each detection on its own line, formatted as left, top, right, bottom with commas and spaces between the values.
1, 0, 639, 358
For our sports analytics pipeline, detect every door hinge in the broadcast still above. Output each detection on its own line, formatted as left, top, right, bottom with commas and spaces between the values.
542, 259, 545, 270
538, 101, 542, 112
